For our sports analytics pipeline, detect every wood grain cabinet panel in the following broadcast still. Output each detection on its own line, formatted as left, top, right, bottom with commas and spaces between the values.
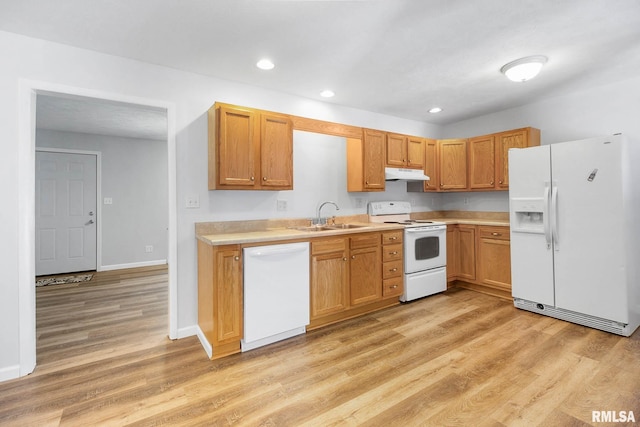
310, 244, 349, 319
438, 139, 468, 190
386, 133, 425, 169
469, 135, 496, 189
422, 138, 439, 191
197, 241, 243, 359
347, 129, 385, 192
350, 244, 382, 306
209, 103, 293, 190
477, 226, 511, 291
495, 127, 540, 189
457, 225, 476, 281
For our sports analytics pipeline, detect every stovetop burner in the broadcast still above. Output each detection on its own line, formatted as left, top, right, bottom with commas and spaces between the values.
384, 220, 435, 224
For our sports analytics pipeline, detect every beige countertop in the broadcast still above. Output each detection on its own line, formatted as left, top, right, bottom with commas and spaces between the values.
196, 211, 510, 246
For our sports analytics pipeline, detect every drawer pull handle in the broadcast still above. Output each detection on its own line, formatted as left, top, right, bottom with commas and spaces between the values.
391, 251, 398, 255
390, 285, 398, 289
390, 268, 398, 272
390, 236, 397, 240
492, 232, 500, 236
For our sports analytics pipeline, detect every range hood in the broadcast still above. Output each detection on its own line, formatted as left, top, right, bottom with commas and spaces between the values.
385, 167, 430, 181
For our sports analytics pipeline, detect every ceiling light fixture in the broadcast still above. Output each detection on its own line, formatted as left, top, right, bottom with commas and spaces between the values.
256, 59, 275, 70
428, 107, 442, 114
500, 55, 547, 82
320, 90, 335, 98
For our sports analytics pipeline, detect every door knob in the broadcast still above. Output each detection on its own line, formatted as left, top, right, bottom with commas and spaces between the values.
89, 211, 94, 216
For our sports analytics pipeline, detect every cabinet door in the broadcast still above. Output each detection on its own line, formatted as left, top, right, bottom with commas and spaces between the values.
439, 139, 468, 190
362, 129, 386, 190
386, 133, 406, 167
477, 227, 511, 290
310, 245, 349, 319
407, 136, 425, 169
260, 113, 293, 189
216, 106, 257, 188
423, 138, 439, 191
350, 245, 382, 306
457, 225, 476, 281
469, 135, 495, 189
495, 129, 527, 189
446, 226, 458, 281
213, 246, 243, 345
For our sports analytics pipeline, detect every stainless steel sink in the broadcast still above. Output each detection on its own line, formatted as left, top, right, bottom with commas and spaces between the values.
290, 225, 334, 232
326, 224, 366, 229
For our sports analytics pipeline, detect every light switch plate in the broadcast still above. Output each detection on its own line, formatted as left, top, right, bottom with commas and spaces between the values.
104, 197, 113, 205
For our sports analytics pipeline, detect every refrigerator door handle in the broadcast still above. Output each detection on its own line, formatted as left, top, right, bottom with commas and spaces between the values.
543, 184, 552, 249
551, 185, 559, 250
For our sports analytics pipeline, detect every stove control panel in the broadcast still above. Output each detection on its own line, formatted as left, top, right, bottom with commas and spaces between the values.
367, 201, 412, 216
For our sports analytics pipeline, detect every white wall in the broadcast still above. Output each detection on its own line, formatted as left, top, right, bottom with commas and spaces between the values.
0, 30, 441, 380
439, 75, 640, 212
36, 129, 169, 269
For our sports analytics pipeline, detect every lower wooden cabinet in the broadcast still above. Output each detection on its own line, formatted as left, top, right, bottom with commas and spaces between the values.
381, 230, 403, 298
309, 231, 401, 329
197, 240, 243, 359
310, 238, 349, 319
477, 226, 512, 291
446, 224, 511, 298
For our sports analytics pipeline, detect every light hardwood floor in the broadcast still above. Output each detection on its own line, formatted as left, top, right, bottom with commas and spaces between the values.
1, 266, 639, 426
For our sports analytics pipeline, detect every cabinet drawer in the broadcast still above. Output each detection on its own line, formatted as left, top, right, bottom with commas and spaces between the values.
383, 260, 403, 279
350, 233, 380, 249
312, 238, 347, 255
383, 244, 403, 262
478, 226, 510, 241
382, 230, 403, 245
383, 278, 403, 297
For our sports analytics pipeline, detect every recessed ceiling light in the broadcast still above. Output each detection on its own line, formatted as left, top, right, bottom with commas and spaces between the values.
429, 107, 443, 114
320, 90, 335, 98
500, 55, 547, 82
256, 59, 275, 70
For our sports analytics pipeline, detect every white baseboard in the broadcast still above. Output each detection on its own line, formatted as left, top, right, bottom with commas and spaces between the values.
176, 325, 198, 339
100, 259, 167, 271
0, 365, 20, 383
196, 326, 213, 359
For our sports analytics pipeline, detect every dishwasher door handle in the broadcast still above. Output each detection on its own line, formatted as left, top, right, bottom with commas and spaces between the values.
248, 245, 309, 258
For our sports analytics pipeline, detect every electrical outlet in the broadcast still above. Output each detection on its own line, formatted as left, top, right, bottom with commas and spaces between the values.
145, 245, 154, 253
463, 197, 469, 205
104, 197, 113, 205
186, 195, 200, 208
410, 198, 417, 206
277, 199, 287, 211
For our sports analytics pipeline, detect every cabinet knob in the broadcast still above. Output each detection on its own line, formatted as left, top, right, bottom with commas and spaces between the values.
490, 180, 494, 185
250, 176, 255, 181
492, 232, 501, 236
390, 236, 397, 240
365, 181, 369, 185
351, 255, 356, 259
499, 180, 503, 184
234, 256, 239, 261
391, 251, 398, 255
342, 257, 347, 261
262, 177, 267, 181
390, 284, 398, 289
390, 268, 398, 272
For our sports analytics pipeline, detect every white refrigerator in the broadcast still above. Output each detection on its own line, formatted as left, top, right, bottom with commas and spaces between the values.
509, 134, 640, 336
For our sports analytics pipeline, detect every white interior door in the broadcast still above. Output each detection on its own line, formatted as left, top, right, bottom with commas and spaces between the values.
36, 151, 97, 276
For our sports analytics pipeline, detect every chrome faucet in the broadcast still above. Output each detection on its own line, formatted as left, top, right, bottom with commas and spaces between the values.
315, 201, 340, 225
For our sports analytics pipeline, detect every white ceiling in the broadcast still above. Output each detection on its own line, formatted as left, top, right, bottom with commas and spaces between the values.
3, 0, 640, 137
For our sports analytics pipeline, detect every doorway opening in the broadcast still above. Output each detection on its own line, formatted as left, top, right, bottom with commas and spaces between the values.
18, 82, 178, 377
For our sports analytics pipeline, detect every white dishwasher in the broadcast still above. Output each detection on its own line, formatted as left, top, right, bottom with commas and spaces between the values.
242, 242, 310, 352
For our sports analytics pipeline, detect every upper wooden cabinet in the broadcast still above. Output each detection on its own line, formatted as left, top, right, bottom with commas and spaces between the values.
495, 127, 540, 189
469, 134, 496, 189
347, 129, 385, 192
410, 127, 540, 193
386, 133, 425, 169
209, 103, 293, 190
439, 139, 468, 191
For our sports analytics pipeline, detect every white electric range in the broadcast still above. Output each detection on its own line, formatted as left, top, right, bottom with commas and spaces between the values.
368, 201, 447, 302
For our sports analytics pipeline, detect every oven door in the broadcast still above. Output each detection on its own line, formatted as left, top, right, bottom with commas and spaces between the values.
404, 226, 447, 273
